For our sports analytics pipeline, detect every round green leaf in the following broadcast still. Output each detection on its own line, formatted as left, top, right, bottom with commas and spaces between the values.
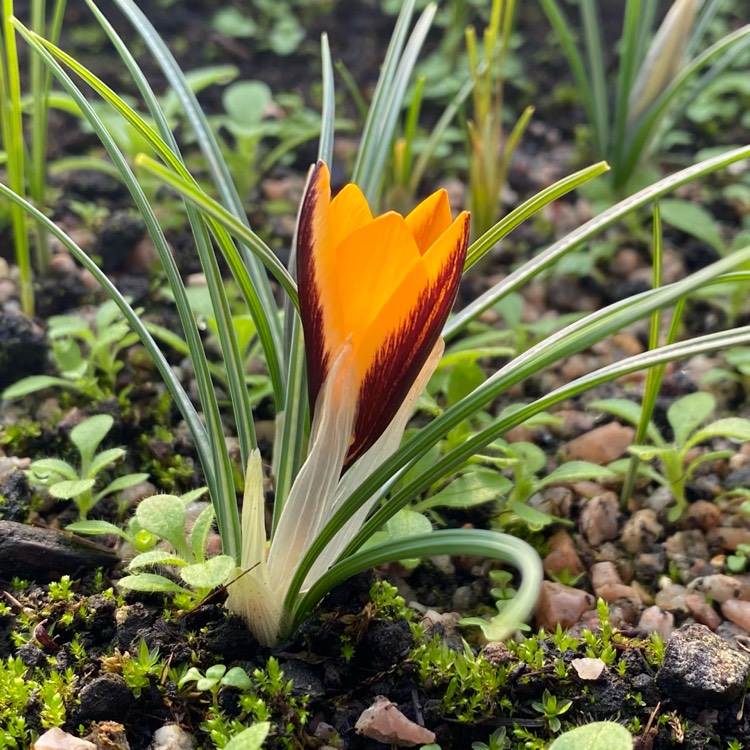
136, 495, 187, 552
179, 554, 236, 590
548, 721, 631, 750
117, 573, 188, 595
224, 723, 270, 750
50, 479, 96, 500
221, 666, 252, 690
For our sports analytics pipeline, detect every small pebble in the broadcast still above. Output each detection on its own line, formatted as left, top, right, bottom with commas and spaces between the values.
680, 500, 722, 530
579, 492, 620, 546
689, 574, 750, 603
638, 605, 674, 639
590, 561, 640, 604
561, 422, 634, 465
150, 724, 196, 750
620, 508, 663, 554
32, 728, 96, 750
543, 530, 585, 577
665, 530, 712, 582
654, 579, 689, 612
685, 593, 721, 631
721, 599, 750, 633
707, 526, 750, 552
645, 486, 675, 514
571, 657, 605, 680
535, 581, 595, 631
355, 696, 435, 747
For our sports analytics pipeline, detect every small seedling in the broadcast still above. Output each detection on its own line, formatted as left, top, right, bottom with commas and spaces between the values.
116, 493, 236, 606
472, 726, 511, 750
26, 414, 148, 519
592, 392, 750, 521
180, 663, 252, 703
727, 543, 750, 573
531, 688, 573, 733
1, 300, 139, 402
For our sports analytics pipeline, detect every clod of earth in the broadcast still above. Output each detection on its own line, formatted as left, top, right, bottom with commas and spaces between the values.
655, 623, 750, 707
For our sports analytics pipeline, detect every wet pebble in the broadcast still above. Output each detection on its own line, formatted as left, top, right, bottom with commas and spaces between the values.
590, 561, 641, 604
561, 422, 634, 465
638, 606, 673, 639
720, 599, 750, 633
685, 593, 721, 630
535, 581, 595, 631
579, 492, 620, 546
621, 508, 663, 553
543, 530, 585, 578
656, 623, 750, 707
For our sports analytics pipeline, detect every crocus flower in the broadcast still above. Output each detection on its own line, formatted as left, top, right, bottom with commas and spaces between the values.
297, 160, 470, 466
227, 162, 469, 645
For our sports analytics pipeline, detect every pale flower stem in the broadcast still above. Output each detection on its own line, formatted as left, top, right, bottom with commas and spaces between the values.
303, 339, 445, 589
267, 343, 358, 596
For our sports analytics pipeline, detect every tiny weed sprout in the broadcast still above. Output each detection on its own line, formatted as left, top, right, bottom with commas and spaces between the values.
26, 414, 148, 520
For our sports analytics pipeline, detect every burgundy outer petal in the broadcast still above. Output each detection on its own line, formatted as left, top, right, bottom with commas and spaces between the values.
296, 161, 330, 416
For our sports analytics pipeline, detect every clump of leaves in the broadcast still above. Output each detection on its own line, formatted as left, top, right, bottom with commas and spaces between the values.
592, 391, 750, 520
26, 414, 148, 519
410, 636, 511, 723
115, 493, 235, 607
1, 300, 138, 402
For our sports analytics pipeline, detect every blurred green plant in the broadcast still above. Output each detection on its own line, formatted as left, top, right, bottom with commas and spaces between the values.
465, 0, 532, 239
1, 299, 139, 402
592, 391, 750, 521
27, 413, 148, 519
540, 0, 750, 193
0, 0, 66, 316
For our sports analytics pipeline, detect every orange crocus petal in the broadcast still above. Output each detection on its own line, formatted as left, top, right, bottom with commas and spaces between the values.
297, 160, 470, 468
334, 212, 422, 371
347, 211, 470, 466
328, 183, 373, 251
404, 188, 453, 254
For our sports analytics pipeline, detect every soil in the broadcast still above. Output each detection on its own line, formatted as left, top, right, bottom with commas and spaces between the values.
2, 1, 750, 750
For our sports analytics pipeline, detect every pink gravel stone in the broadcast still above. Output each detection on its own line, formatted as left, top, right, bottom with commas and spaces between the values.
721, 599, 750, 633
686, 593, 721, 631
543, 530, 585, 577
535, 581, 596, 631
561, 422, 634, 465
579, 492, 620, 546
